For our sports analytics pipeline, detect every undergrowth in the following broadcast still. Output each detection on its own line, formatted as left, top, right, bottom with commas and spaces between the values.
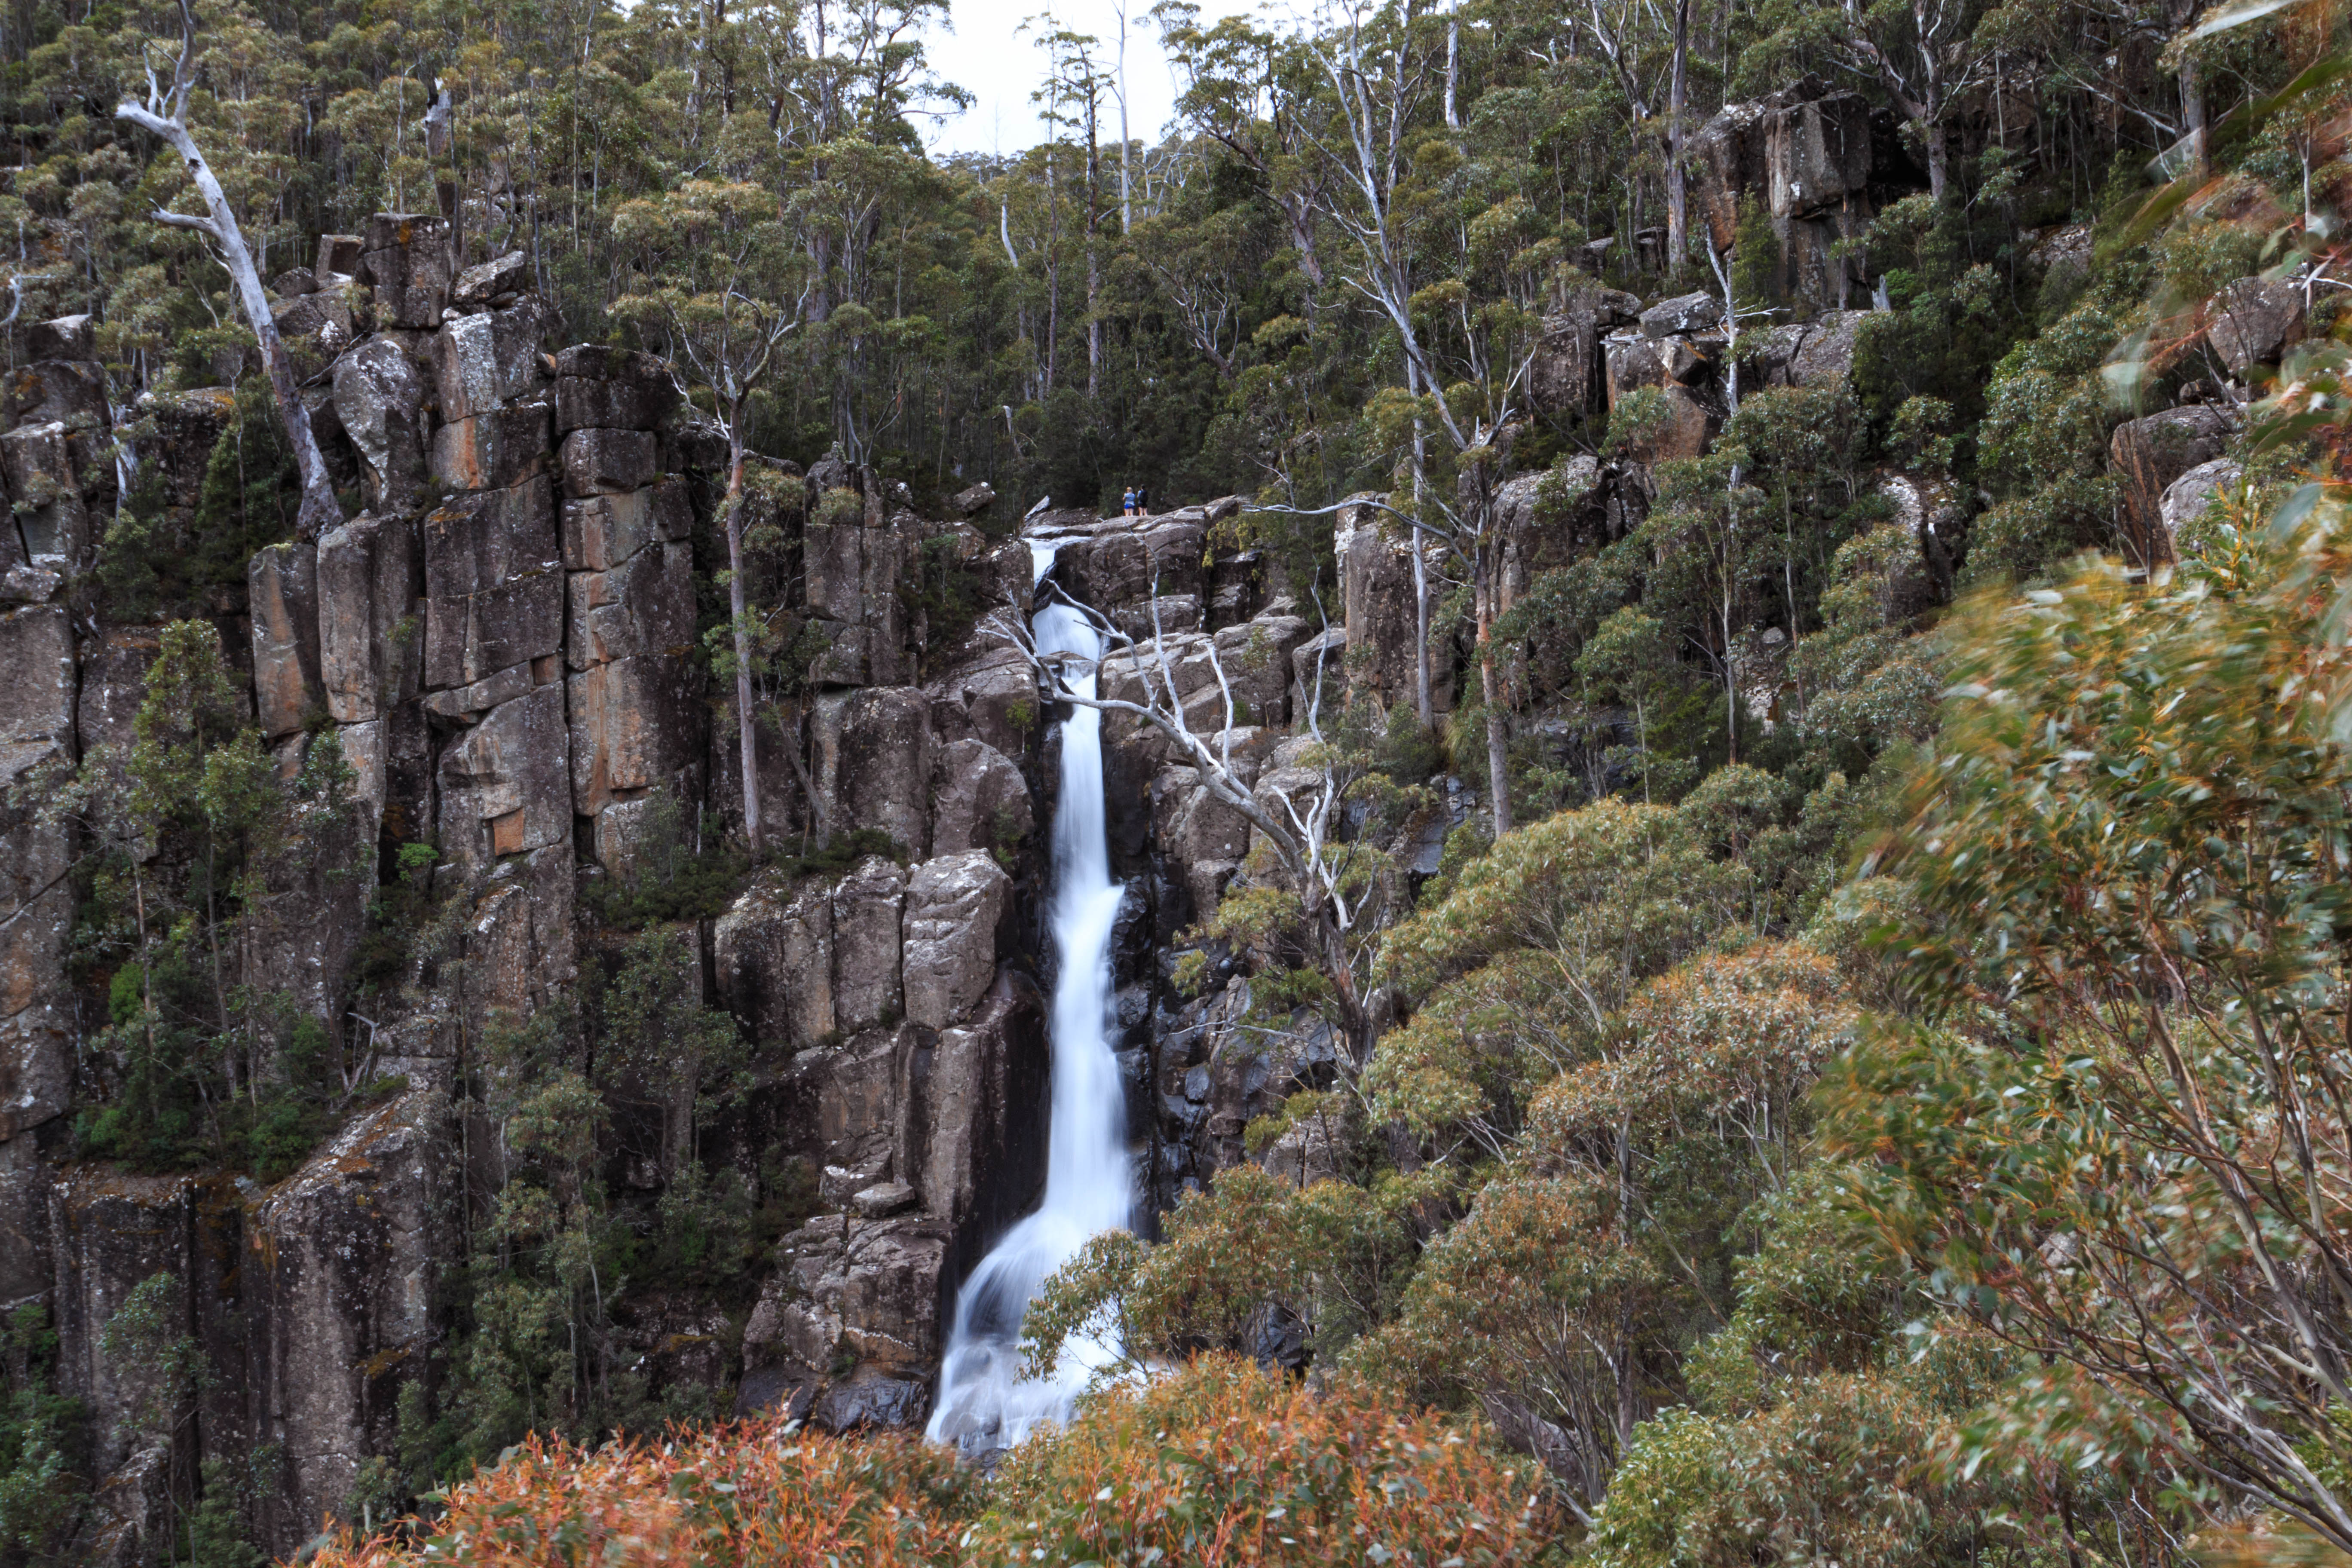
303, 1356, 1561, 1567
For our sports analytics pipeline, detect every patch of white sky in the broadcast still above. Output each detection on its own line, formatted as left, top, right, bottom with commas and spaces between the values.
914, 0, 1266, 159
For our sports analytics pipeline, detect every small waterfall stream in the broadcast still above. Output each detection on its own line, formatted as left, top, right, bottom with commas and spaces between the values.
926, 541, 1135, 1454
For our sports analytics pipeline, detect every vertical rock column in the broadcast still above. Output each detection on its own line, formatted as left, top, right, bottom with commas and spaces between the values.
0, 598, 74, 1145
550, 346, 699, 871
411, 236, 575, 1018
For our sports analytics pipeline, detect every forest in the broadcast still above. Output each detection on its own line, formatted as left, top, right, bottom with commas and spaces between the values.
0, 0, 2341, 1557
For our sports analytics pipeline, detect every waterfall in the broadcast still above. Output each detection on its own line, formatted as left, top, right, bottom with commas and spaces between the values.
926, 542, 1135, 1454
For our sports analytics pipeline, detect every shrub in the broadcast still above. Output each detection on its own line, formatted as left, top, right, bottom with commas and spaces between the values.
304, 1417, 971, 1568
306, 1358, 1556, 1566
1586, 1373, 1974, 1568
967, 1355, 1564, 1568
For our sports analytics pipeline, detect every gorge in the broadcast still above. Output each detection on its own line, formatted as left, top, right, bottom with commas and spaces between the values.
0, 0, 2334, 1557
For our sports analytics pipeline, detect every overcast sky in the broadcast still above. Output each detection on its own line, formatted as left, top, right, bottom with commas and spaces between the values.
916, 0, 1262, 157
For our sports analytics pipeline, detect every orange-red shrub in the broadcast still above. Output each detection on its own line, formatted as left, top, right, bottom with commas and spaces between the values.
302, 1417, 970, 1568
300, 1359, 1560, 1566
965, 1354, 1567, 1567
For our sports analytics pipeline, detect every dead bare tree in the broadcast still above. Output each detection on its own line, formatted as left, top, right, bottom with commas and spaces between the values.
114, 0, 342, 539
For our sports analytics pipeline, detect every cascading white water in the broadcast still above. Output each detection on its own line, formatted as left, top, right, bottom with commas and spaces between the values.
926, 542, 1135, 1455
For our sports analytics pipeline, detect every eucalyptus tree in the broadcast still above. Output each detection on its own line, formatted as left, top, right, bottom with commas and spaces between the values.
611, 180, 805, 855
114, 0, 340, 538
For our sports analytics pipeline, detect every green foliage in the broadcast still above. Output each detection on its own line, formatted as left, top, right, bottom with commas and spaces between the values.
190, 381, 300, 584
184, 1458, 268, 1568
39, 622, 372, 1179
579, 790, 750, 931
1728, 195, 1783, 315
0, 1305, 84, 1564
764, 827, 906, 884
905, 532, 990, 677
1027, 1164, 1433, 1379
98, 385, 298, 622
1586, 1373, 1988, 1568
30, 0, 2334, 1547
1826, 490, 2352, 1539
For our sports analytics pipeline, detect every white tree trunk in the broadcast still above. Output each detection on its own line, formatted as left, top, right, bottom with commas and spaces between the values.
115, 101, 342, 539
724, 444, 766, 856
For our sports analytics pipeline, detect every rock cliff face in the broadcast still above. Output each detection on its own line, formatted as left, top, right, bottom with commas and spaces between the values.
0, 218, 1084, 1562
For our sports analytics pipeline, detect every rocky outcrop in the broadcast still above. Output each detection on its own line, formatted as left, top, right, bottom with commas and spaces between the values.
246, 1095, 447, 1541
333, 338, 431, 513
1530, 281, 1643, 424
1691, 84, 1922, 311
1335, 495, 1454, 716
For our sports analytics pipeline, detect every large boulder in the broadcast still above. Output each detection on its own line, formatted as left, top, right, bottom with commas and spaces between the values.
804, 494, 910, 686
1157, 768, 1256, 926
560, 477, 692, 572
2112, 404, 2235, 561
1530, 281, 1642, 422
2208, 276, 2305, 376
271, 288, 356, 377
565, 540, 694, 668
552, 346, 681, 433
358, 213, 452, 328
432, 311, 528, 423
451, 249, 530, 308
1691, 88, 1890, 309
1045, 511, 1211, 611
901, 851, 1012, 1031
25, 313, 93, 362
2160, 456, 2244, 550
0, 422, 92, 569
739, 1212, 949, 1430
926, 651, 1038, 760
816, 687, 934, 854
1604, 335, 1716, 459
915, 975, 1047, 1232
462, 842, 576, 1024
247, 1093, 443, 1537
559, 427, 658, 497
1792, 312, 1866, 385
716, 876, 838, 1050
331, 337, 432, 514
1333, 496, 1455, 714
1640, 291, 1721, 338
431, 402, 553, 494
4, 355, 107, 433
48, 1172, 208, 1482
